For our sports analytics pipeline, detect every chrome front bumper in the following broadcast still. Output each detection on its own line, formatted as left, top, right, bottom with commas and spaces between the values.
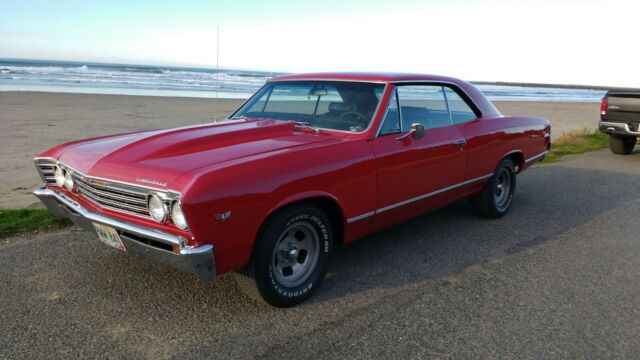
599, 121, 640, 137
33, 187, 215, 282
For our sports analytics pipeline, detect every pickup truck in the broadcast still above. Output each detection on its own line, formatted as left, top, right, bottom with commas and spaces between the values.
599, 91, 640, 154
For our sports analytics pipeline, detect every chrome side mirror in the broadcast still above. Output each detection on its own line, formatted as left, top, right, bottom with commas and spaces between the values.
396, 123, 426, 141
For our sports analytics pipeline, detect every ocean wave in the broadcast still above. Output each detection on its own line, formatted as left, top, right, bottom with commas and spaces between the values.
0, 60, 606, 101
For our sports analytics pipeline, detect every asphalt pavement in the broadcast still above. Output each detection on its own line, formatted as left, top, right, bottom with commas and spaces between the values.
2, 149, 640, 359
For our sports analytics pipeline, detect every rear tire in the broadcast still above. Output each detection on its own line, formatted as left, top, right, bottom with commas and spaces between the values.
234, 204, 333, 307
609, 134, 636, 155
470, 158, 516, 219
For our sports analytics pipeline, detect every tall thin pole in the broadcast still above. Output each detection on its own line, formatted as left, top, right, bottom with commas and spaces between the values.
215, 26, 220, 100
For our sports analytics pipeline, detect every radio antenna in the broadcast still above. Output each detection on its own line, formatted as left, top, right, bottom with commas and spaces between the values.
215, 25, 220, 101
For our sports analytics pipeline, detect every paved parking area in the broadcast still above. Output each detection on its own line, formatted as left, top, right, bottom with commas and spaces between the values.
1, 149, 639, 359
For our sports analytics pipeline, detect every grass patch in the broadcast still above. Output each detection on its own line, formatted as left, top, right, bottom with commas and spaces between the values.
543, 129, 608, 163
0, 208, 71, 239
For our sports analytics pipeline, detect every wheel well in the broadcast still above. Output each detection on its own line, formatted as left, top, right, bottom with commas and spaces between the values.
506, 152, 524, 172
261, 197, 345, 248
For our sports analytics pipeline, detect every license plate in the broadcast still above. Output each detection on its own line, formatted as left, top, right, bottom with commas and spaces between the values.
93, 223, 126, 252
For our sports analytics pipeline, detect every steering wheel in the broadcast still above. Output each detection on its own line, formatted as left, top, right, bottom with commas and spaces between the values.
340, 111, 368, 123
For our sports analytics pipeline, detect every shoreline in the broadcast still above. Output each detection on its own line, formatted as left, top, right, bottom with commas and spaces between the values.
0, 91, 599, 208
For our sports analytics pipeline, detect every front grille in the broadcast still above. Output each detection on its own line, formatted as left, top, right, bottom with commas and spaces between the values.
34, 158, 178, 220
72, 173, 151, 218
35, 161, 57, 185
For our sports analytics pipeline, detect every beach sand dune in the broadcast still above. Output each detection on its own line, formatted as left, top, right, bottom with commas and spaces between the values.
0, 92, 598, 208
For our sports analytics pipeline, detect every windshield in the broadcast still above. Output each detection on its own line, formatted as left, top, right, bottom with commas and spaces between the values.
231, 81, 386, 132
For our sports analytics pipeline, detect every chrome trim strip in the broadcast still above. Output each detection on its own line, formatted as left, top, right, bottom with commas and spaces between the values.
34, 157, 57, 162
525, 150, 549, 164
76, 186, 148, 213
74, 180, 147, 206
442, 85, 454, 125
346, 173, 493, 223
268, 77, 388, 84
346, 211, 375, 224
374, 87, 398, 137
376, 173, 493, 213
391, 80, 483, 117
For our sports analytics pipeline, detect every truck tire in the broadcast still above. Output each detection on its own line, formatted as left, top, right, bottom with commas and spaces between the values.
609, 134, 636, 155
234, 203, 333, 307
470, 158, 516, 219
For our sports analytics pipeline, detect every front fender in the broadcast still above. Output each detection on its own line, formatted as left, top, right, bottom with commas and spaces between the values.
266, 190, 344, 220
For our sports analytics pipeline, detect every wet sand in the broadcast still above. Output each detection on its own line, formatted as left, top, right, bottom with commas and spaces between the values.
0, 92, 599, 208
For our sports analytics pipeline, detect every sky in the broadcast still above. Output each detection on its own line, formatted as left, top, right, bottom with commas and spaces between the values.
1, 0, 639, 87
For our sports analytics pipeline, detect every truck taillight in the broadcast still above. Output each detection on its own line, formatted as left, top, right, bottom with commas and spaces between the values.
600, 97, 608, 116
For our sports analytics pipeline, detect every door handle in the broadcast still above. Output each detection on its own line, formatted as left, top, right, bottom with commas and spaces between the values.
455, 139, 466, 150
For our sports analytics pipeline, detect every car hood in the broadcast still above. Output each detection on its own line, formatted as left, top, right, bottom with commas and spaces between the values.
54, 119, 336, 191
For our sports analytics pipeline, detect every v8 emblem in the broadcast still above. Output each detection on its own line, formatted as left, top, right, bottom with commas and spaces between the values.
215, 211, 232, 222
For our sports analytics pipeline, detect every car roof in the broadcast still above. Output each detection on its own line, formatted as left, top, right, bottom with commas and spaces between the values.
270, 72, 462, 84
268, 72, 503, 118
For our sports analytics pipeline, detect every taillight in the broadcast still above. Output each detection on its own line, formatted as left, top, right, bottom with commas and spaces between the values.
600, 97, 608, 116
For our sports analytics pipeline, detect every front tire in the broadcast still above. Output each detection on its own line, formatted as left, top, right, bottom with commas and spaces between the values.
609, 134, 636, 155
234, 204, 333, 307
470, 158, 516, 218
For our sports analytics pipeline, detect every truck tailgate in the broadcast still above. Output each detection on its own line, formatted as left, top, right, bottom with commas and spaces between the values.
604, 93, 640, 123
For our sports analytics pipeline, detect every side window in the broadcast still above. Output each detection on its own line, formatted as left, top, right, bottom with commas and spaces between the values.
444, 87, 477, 124
379, 90, 400, 135
396, 85, 450, 129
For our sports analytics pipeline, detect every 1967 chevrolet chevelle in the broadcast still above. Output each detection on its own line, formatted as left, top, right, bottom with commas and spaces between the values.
34, 73, 551, 307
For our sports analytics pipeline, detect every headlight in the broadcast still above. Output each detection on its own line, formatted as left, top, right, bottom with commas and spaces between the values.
171, 201, 188, 230
148, 194, 167, 223
54, 165, 65, 187
64, 170, 74, 191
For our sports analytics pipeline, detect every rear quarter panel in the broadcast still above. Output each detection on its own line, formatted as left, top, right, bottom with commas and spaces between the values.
457, 116, 550, 180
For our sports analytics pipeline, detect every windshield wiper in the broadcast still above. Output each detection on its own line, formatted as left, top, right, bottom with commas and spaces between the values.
293, 121, 320, 133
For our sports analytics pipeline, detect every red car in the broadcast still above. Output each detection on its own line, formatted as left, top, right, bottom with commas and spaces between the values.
34, 73, 551, 307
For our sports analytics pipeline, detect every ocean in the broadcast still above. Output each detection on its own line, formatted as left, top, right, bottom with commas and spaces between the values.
0, 59, 607, 102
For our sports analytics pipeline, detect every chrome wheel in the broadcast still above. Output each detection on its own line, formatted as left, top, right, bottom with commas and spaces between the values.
272, 222, 320, 288
494, 168, 512, 211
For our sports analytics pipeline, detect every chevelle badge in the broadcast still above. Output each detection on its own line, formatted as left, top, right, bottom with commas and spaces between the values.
136, 178, 168, 187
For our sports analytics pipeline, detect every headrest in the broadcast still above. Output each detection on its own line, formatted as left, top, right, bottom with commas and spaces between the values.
328, 102, 353, 112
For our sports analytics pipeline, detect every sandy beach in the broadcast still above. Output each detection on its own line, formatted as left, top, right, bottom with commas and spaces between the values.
0, 91, 599, 208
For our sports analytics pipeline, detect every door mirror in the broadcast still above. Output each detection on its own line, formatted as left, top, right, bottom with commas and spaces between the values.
396, 123, 426, 141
